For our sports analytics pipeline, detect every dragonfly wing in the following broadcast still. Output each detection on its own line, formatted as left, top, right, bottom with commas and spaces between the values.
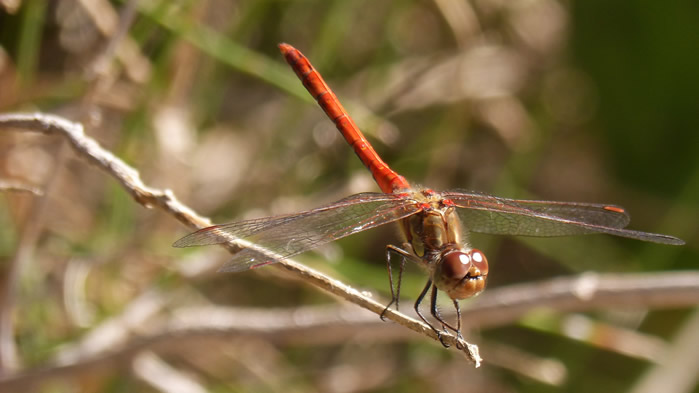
443, 190, 684, 245
174, 193, 421, 272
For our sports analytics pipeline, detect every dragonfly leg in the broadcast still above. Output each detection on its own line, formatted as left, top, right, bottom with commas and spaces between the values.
414, 279, 433, 327
451, 299, 464, 348
430, 286, 451, 348
415, 279, 450, 348
454, 300, 463, 336
381, 245, 410, 321
429, 286, 461, 334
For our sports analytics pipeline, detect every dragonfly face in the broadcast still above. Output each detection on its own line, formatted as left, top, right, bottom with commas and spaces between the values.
433, 248, 489, 300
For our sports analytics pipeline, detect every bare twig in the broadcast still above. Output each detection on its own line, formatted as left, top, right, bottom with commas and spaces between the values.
629, 308, 699, 393
0, 269, 697, 390
464, 271, 699, 329
0, 113, 211, 229
479, 341, 566, 386
0, 112, 481, 364
0, 179, 43, 195
132, 352, 208, 393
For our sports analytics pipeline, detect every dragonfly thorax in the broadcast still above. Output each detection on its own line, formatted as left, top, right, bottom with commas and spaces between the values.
398, 192, 489, 300
402, 201, 463, 258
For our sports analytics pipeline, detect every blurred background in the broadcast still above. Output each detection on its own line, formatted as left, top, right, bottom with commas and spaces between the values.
0, 0, 698, 391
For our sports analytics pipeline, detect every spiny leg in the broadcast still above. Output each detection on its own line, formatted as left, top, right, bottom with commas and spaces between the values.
381, 245, 409, 321
431, 286, 450, 348
434, 298, 464, 348
415, 279, 450, 348
431, 287, 467, 348
452, 299, 464, 348
430, 287, 460, 334
414, 279, 433, 326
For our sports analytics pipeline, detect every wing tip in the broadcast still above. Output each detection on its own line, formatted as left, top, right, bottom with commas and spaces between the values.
172, 237, 189, 248
663, 236, 685, 246
173, 226, 228, 248
172, 232, 207, 248
640, 233, 685, 246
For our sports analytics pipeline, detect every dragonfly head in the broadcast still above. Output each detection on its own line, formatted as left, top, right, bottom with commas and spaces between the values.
434, 248, 489, 300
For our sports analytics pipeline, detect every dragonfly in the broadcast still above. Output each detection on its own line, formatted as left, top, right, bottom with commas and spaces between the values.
175, 43, 684, 345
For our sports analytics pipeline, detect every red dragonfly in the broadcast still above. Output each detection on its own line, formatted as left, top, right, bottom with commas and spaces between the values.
175, 43, 684, 344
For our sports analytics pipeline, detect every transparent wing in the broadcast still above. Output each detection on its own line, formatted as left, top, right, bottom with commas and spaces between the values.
174, 193, 421, 272
442, 190, 683, 245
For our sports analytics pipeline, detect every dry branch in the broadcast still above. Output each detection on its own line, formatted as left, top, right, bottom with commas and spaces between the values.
0, 112, 482, 371
0, 269, 697, 390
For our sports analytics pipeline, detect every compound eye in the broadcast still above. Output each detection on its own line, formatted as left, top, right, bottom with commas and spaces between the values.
468, 248, 489, 276
441, 251, 472, 280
